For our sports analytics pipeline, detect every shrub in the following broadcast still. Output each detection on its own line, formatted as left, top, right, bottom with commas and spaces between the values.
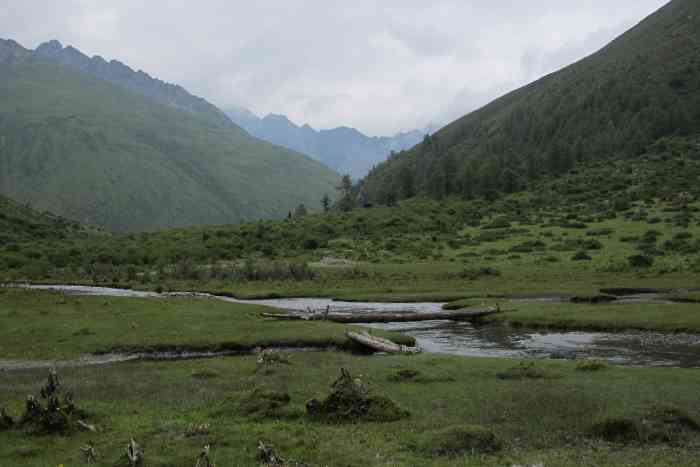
628, 254, 654, 268
572, 251, 592, 261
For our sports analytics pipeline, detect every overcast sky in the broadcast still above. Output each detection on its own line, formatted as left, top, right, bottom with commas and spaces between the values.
2, 0, 670, 136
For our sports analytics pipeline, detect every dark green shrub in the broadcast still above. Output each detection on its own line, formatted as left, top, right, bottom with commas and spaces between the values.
628, 254, 654, 268
572, 251, 592, 261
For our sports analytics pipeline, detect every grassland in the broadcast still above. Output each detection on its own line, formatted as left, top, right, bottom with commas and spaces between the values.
487, 301, 700, 333
0, 289, 413, 360
2, 341, 700, 466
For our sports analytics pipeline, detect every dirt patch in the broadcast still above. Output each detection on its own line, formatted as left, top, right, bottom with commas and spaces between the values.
307, 368, 408, 422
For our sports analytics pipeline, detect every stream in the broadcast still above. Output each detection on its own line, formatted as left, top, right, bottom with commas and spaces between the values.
11, 284, 700, 369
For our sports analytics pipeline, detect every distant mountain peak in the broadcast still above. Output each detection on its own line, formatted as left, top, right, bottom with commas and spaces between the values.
0, 38, 29, 62
32, 39, 234, 129
226, 107, 434, 178
35, 39, 63, 54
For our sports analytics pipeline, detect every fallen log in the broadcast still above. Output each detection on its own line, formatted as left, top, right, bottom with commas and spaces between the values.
261, 306, 502, 324
345, 331, 420, 354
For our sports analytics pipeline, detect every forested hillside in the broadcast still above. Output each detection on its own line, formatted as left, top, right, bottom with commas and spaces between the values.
0, 40, 339, 231
360, 0, 700, 204
0, 195, 88, 245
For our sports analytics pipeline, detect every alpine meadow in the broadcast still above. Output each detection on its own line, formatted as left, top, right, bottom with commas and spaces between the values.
2, 1, 700, 466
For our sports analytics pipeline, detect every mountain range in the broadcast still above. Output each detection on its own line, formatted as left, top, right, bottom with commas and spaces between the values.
0, 39, 339, 231
226, 107, 435, 179
360, 0, 700, 204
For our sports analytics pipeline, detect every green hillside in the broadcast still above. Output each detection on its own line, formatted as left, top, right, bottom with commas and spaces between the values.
0, 194, 90, 242
360, 0, 700, 203
0, 41, 339, 231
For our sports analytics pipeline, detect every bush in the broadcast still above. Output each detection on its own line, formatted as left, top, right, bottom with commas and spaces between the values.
628, 254, 654, 268
572, 251, 592, 261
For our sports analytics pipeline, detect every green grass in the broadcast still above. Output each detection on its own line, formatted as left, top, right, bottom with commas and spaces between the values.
0, 289, 412, 360
488, 301, 700, 333
2, 352, 700, 466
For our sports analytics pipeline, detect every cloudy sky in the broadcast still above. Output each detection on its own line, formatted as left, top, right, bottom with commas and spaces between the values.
2, 0, 670, 136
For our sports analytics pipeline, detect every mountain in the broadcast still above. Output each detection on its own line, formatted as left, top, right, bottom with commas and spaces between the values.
35, 40, 233, 129
0, 39, 339, 231
226, 108, 435, 179
359, 0, 700, 204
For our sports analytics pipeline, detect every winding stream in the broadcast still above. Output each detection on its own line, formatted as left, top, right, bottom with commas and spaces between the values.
10, 284, 700, 369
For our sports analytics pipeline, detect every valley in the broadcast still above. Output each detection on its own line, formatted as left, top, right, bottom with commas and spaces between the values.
2, 0, 700, 465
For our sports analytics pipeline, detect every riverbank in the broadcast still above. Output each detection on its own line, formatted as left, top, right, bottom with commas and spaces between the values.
0, 289, 413, 360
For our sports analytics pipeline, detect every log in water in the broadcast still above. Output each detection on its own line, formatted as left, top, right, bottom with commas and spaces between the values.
261, 306, 502, 323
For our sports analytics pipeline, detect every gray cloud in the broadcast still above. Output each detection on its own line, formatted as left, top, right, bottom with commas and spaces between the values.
1, 0, 670, 135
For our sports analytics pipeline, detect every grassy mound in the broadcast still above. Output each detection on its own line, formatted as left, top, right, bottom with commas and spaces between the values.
215, 389, 293, 420
416, 425, 501, 456
591, 406, 700, 444
307, 368, 408, 422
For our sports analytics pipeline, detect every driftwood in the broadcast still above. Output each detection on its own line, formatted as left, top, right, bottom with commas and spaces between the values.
345, 331, 420, 354
262, 306, 502, 324
80, 442, 97, 464
127, 438, 145, 467
195, 444, 212, 467
77, 420, 97, 432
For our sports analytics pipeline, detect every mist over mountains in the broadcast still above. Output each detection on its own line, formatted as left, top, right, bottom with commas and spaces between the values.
226, 107, 436, 179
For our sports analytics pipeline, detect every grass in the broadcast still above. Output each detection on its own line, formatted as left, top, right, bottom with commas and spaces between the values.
2, 352, 700, 466
487, 301, 700, 333
0, 289, 412, 360
2, 291, 700, 465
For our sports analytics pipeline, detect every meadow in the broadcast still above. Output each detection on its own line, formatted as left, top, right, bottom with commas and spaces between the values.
2, 290, 700, 466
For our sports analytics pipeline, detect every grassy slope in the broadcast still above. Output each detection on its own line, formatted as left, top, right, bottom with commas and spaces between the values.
360, 0, 700, 202
0, 54, 339, 231
0, 194, 89, 243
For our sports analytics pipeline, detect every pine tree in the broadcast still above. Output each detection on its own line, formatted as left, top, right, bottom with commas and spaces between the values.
337, 175, 354, 212
321, 193, 330, 212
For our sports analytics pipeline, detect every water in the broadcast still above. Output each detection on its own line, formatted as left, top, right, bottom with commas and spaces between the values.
11, 284, 700, 368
